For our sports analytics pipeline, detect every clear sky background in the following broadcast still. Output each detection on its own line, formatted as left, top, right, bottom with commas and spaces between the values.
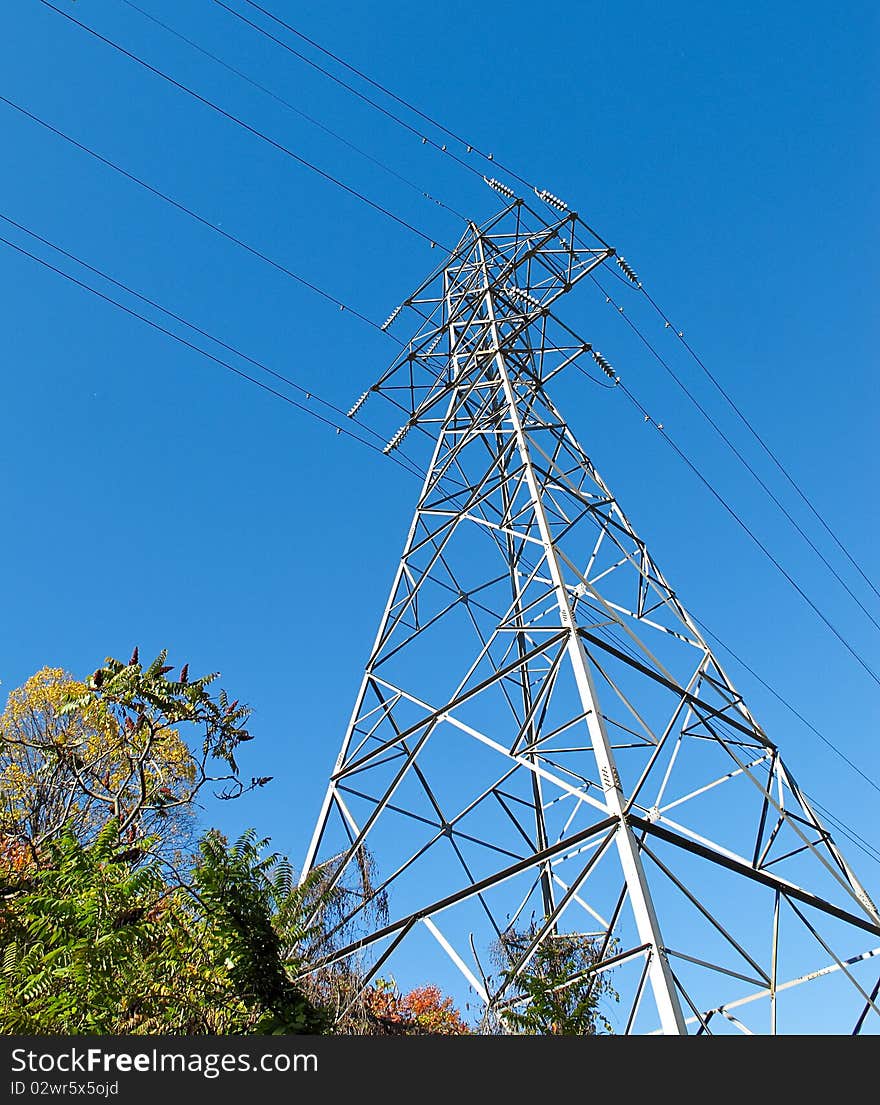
1, 0, 878, 1003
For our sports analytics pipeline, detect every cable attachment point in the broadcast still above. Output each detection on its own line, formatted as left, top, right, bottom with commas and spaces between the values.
535, 187, 568, 211
616, 255, 641, 285
591, 349, 616, 379
347, 390, 371, 418
484, 177, 516, 199
424, 333, 443, 356
507, 285, 544, 312
383, 422, 412, 454
381, 304, 404, 331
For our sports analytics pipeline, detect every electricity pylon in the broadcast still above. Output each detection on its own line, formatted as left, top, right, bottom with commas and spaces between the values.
301, 198, 880, 1034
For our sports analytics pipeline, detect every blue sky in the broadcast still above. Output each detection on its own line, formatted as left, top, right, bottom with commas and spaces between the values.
1, 0, 878, 1009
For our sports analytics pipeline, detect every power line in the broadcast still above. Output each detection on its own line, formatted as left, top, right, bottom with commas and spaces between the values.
613, 381, 880, 689
213, 0, 489, 188
803, 796, 880, 871
0, 208, 388, 446
234, 0, 536, 193
567, 278, 880, 692
695, 617, 880, 799
573, 223, 880, 603
590, 272, 880, 638
219, 2, 611, 249
219, 4, 615, 248
573, 364, 619, 391
0, 94, 397, 340
118, 0, 468, 223
0, 228, 425, 479
38, 0, 447, 249
638, 284, 880, 605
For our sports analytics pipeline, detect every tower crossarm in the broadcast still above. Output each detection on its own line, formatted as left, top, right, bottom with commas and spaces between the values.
356, 201, 614, 428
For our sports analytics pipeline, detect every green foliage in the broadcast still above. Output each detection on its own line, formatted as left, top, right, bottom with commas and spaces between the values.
0, 649, 440, 1037
0, 651, 267, 860
192, 830, 327, 1034
0, 822, 325, 1034
62, 647, 266, 809
0, 822, 165, 1032
496, 926, 617, 1035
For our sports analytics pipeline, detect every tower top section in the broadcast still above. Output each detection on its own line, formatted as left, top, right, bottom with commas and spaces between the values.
352, 200, 615, 434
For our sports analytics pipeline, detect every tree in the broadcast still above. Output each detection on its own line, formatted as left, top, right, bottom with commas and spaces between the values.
492, 925, 617, 1035
0, 649, 334, 1034
0, 822, 167, 1033
0, 648, 473, 1036
357, 978, 471, 1035
0, 651, 266, 862
0, 821, 326, 1034
394, 983, 471, 1035
191, 829, 327, 1034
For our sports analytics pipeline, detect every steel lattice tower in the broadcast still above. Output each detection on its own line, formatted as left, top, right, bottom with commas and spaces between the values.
300, 200, 880, 1034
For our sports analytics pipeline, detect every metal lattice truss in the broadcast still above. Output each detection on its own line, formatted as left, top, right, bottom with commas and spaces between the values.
301, 201, 880, 1034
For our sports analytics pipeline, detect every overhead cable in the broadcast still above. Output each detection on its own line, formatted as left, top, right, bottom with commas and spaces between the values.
234, 0, 535, 191
0, 209, 389, 445
213, 0, 489, 187
0, 229, 424, 479
38, 0, 448, 248
0, 94, 398, 340
590, 273, 880, 638
119, 0, 468, 222
617, 383, 880, 690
